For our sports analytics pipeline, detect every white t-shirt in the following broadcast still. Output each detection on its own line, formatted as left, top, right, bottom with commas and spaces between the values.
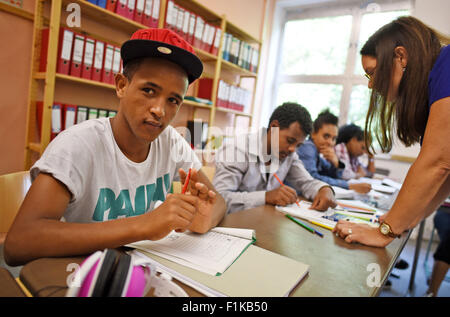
30, 118, 202, 223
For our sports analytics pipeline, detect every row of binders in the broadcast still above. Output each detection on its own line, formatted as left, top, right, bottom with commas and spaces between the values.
222, 33, 259, 73
216, 80, 253, 113
164, 0, 221, 56
87, 0, 161, 27
196, 78, 252, 113
40, 27, 122, 85
36, 101, 117, 140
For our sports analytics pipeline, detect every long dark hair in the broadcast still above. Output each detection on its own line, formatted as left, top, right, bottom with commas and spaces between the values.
360, 16, 448, 153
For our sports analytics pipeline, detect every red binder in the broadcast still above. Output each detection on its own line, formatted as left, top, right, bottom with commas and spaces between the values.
111, 46, 121, 81
150, 0, 160, 28
102, 44, 115, 84
134, 0, 145, 24
69, 33, 85, 77
115, 0, 128, 18
106, 0, 118, 12
81, 37, 95, 80
203, 24, 215, 53
197, 78, 213, 101
175, 7, 185, 38
39, 27, 74, 75
211, 27, 221, 56
91, 40, 105, 82
181, 9, 190, 42
193, 15, 204, 49
187, 12, 196, 45
216, 80, 226, 109
165, 0, 176, 31
63, 104, 77, 130
142, 0, 153, 27
51, 103, 63, 140
127, 0, 136, 20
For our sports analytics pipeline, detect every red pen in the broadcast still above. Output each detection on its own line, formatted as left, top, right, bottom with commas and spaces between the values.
181, 167, 192, 194
273, 173, 301, 207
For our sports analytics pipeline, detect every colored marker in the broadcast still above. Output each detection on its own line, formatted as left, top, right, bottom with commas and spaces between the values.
309, 220, 334, 231
273, 173, 301, 207
286, 214, 323, 238
337, 202, 376, 213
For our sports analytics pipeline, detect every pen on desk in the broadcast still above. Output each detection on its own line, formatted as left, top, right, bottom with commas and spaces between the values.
335, 211, 378, 223
285, 214, 323, 238
273, 173, 301, 207
181, 165, 193, 194
309, 220, 334, 231
337, 202, 376, 213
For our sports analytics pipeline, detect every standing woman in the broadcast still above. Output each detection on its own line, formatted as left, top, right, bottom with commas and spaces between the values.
333, 16, 450, 249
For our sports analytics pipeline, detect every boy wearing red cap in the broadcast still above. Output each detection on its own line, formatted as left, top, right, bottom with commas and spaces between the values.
5, 29, 227, 266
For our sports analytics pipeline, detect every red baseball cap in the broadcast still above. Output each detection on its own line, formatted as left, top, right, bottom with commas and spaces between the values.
121, 28, 203, 84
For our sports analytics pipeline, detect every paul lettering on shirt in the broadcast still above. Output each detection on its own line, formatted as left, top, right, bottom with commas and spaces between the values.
93, 173, 171, 221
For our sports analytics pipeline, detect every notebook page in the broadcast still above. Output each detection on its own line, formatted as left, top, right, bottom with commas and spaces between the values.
127, 230, 252, 275
211, 227, 255, 240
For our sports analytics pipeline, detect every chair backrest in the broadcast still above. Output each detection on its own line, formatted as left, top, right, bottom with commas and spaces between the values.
201, 165, 215, 182
0, 171, 31, 233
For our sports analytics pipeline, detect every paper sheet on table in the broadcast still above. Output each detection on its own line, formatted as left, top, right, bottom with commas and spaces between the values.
126, 227, 255, 276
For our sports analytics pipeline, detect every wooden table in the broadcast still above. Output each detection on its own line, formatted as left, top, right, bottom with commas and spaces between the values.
18, 205, 409, 297
220, 205, 410, 297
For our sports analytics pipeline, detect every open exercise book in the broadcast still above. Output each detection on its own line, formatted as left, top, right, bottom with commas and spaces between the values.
276, 200, 383, 229
126, 227, 309, 297
127, 227, 255, 276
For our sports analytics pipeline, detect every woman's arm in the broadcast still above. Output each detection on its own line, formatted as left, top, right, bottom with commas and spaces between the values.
384, 97, 450, 234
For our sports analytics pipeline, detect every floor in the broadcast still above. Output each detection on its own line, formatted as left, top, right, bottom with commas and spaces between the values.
1, 236, 449, 297
379, 237, 450, 297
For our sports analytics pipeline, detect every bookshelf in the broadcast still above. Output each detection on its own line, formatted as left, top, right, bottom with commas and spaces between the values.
23, 0, 262, 169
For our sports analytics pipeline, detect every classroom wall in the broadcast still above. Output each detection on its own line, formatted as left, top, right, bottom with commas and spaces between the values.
0, 9, 33, 175
0, 0, 269, 175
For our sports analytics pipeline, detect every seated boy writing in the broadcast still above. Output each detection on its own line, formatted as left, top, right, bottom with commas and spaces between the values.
213, 102, 336, 214
297, 110, 371, 194
5, 29, 226, 266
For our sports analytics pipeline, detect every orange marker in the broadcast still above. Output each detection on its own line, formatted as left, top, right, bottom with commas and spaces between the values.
273, 173, 300, 207
181, 167, 192, 194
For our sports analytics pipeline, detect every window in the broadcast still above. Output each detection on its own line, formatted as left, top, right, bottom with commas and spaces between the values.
277, 83, 342, 120
272, 1, 410, 130
281, 15, 353, 75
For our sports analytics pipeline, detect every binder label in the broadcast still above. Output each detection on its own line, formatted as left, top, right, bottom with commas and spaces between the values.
112, 47, 121, 73
104, 45, 114, 71
94, 41, 104, 69
52, 104, 62, 133
144, 0, 153, 15
136, 0, 145, 11
61, 30, 74, 61
152, 0, 160, 19
72, 35, 84, 63
65, 107, 76, 130
83, 39, 95, 66
194, 17, 204, 40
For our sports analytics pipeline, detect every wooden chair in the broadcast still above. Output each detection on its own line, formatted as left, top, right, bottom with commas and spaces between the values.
0, 171, 31, 243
